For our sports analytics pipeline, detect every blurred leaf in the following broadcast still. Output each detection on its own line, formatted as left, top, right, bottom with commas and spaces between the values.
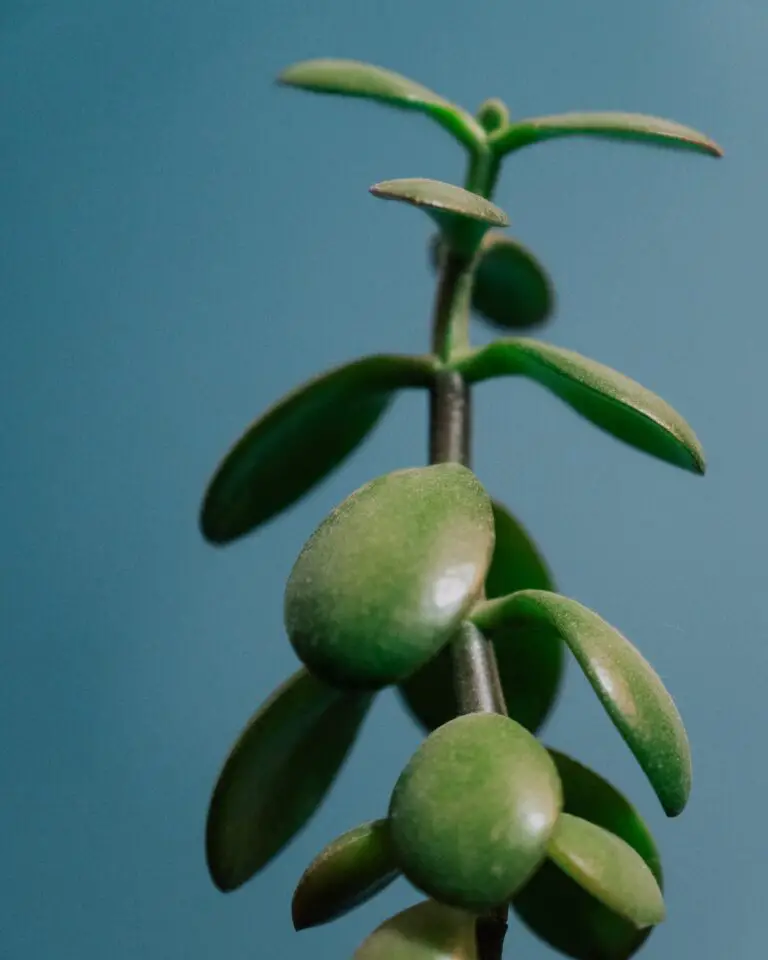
389, 714, 562, 910
354, 900, 478, 960
399, 500, 563, 733
200, 353, 437, 544
514, 750, 663, 960
454, 338, 704, 473
472, 590, 691, 816
278, 59, 483, 150
292, 820, 400, 930
206, 669, 373, 891
285, 464, 495, 689
430, 232, 554, 330
491, 111, 722, 157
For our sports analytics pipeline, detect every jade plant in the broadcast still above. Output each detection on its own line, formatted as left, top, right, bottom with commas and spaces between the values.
199, 59, 722, 960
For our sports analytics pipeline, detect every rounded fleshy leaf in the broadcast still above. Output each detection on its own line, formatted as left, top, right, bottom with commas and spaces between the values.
285, 464, 495, 690
430, 232, 554, 330
371, 179, 508, 255
490, 111, 722, 158
206, 669, 372, 892
399, 500, 562, 734
354, 900, 478, 960
514, 750, 662, 960
472, 590, 691, 816
292, 820, 400, 930
454, 338, 705, 474
388, 713, 562, 911
277, 59, 484, 150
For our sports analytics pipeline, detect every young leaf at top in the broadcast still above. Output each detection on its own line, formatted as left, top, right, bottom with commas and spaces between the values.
514, 750, 663, 960
354, 900, 478, 960
371, 179, 508, 255
472, 590, 691, 817
430, 232, 555, 330
454, 338, 705, 473
292, 819, 400, 930
285, 464, 495, 690
278, 59, 485, 151
206, 669, 373, 892
399, 500, 563, 734
490, 111, 722, 158
200, 353, 436, 545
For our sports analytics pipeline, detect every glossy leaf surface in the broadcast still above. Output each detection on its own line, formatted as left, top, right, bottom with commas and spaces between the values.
278, 59, 484, 150
200, 354, 436, 544
206, 670, 372, 891
455, 338, 704, 473
354, 900, 478, 960
430, 232, 554, 330
292, 820, 400, 930
389, 713, 562, 910
491, 111, 722, 157
514, 750, 662, 960
399, 500, 563, 733
371, 179, 508, 254
472, 590, 691, 816
285, 464, 494, 689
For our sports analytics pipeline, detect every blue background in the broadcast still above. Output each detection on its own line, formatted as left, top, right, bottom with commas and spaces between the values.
0, 1, 759, 957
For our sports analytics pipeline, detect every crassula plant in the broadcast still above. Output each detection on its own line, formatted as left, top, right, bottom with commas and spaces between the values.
200, 59, 722, 960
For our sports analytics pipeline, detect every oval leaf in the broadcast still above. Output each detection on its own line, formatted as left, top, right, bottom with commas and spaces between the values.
285, 463, 495, 690
454, 338, 704, 473
514, 750, 663, 960
548, 814, 665, 929
200, 353, 436, 544
292, 820, 400, 930
472, 590, 691, 816
278, 59, 484, 150
491, 111, 722, 158
430, 232, 555, 330
206, 669, 372, 891
388, 713, 562, 911
354, 900, 478, 960
399, 500, 563, 734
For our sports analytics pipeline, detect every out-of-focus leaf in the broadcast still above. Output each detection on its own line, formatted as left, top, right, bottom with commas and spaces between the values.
354, 900, 478, 960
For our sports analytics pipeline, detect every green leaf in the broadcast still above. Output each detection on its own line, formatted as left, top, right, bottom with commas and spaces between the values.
388, 713, 562, 911
398, 500, 563, 734
472, 590, 691, 816
514, 750, 663, 960
371, 179, 509, 255
206, 669, 372, 892
354, 900, 478, 960
454, 338, 705, 473
278, 59, 484, 151
285, 464, 495, 690
292, 820, 400, 930
200, 353, 437, 544
548, 814, 665, 928
430, 232, 554, 330
490, 111, 723, 158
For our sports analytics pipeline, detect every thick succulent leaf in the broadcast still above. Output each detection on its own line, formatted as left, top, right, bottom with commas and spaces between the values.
472, 590, 691, 816
399, 500, 563, 733
285, 464, 495, 690
514, 750, 662, 960
371, 179, 508, 255
389, 714, 562, 911
200, 353, 436, 544
278, 59, 484, 151
354, 900, 478, 960
430, 232, 554, 330
490, 111, 722, 157
548, 814, 665, 928
206, 669, 373, 891
292, 820, 400, 930
454, 338, 704, 473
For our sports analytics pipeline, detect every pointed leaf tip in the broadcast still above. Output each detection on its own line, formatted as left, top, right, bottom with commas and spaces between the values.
371, 178, 508, 226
